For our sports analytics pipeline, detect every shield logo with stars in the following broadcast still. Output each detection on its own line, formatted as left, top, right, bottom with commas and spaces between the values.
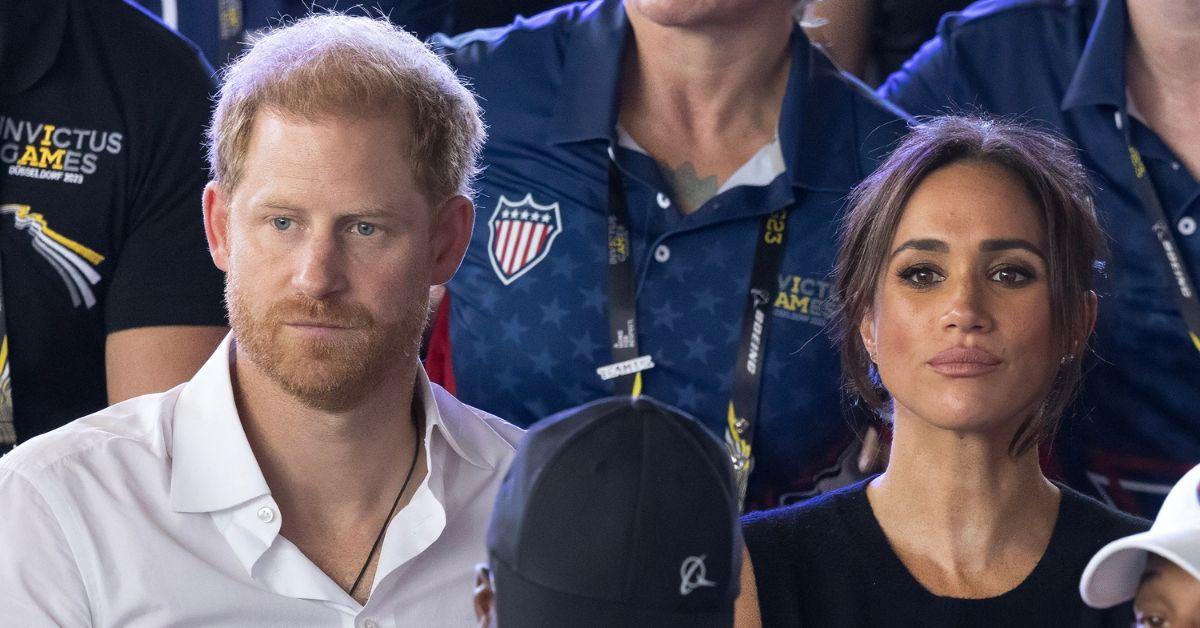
487, 193, 563, 285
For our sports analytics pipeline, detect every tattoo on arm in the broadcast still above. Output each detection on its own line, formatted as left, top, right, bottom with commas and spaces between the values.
659, 161, 719, 212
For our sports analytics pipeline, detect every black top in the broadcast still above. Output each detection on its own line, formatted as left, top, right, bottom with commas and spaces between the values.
742, 478, 1149, 627
0, 0, 226, 447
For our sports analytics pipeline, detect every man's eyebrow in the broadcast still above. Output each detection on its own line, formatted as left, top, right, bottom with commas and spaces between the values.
980, 238, 1047, 262
890, 238, 948, 260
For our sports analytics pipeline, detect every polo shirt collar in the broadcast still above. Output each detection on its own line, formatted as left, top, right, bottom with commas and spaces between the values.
547, 0, 865, 193
546, 0, 626, 145
1062, 0, 1126, 111
0, 0, 68, 96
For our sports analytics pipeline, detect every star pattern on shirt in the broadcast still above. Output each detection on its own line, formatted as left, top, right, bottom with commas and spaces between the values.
693, 287, 723, 315
500, 315, 530, 344
540, 298, 569, 327
549, 253, 582, 279
684, 334, 715, 363
571, 330, 602, 360
529, 346, 558, 378
494, 366, 519, 394
674, 382, 702, 411
579, 285, 605, 313
649, 300, 683, 331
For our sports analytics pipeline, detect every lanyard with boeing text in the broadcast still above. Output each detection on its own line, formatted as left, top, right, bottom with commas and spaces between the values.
1118, 111, 1200, 354
599, 159, 789, 508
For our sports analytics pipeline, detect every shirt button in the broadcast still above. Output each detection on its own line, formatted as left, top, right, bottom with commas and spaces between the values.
1172, 161, 1182, 171
654, 244, 670, 263
656, 192, 671, 209
256, 506, 275, 523
1180, 217, 1197, 236
362, 620, 379, 628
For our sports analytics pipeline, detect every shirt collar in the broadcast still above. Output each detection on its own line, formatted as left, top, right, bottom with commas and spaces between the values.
546, 0, 875, 193
0, 0, 68, 96
546, 0, 626, 145
169, 335, 271, 514
169, 335, 494, 516
1062, 0, 1127, 111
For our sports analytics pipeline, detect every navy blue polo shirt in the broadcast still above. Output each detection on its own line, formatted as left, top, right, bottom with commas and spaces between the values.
433, 0, 906, 510
881, 0, 1200, 515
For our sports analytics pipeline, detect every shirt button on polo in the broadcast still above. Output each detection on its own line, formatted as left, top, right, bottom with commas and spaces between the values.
1180, 217, 1197, 236
654, 244, 671, 263
1172, 161, 1182, 171
362, 619, 379, 628
256, 506, 275, 523
656, 192, 671, 209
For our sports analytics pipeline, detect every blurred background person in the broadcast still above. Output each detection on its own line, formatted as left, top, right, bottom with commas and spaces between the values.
131, 1, 569, 71
0, 0, 227, 454
475, 396, 742, 627
740, 117, 1148, 626
802, 0, 971, 84
880, 0, 1200, 517
1082, 463, 1200, 626
427, 0, 907, 512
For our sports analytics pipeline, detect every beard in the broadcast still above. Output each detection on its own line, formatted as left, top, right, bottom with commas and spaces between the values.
226, 277, 431, 412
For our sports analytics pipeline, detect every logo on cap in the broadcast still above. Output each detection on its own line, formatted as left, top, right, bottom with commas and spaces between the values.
679, 555, 717, 596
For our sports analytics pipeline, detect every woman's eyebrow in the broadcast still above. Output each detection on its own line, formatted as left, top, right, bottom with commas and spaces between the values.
980, 238, 1047, 262
889, 238, 948, 259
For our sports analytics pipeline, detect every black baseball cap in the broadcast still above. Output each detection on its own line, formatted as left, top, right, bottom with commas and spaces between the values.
486, 396, 742, 627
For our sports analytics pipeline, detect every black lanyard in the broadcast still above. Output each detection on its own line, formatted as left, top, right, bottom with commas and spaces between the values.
1118, 111, 1200, 354
600, 159, 789, 507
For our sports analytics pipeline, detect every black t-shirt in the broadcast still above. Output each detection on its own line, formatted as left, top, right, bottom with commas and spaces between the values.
0, 0, 226, 445
742, 478, 1149, 627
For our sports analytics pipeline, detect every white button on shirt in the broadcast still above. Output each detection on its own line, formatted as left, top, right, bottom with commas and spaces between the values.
0, 336, 522, 627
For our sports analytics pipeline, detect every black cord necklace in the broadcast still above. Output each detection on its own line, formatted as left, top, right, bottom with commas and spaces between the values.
348, 413, 421, 600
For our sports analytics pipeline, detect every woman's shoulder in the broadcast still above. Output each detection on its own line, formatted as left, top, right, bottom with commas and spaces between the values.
742, 477, 873, 553
1056, 482, 1152, 541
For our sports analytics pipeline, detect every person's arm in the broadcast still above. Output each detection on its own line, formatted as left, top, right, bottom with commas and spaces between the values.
734, 545, 764, 628
0, 469, 92, 626
105, 325, 225, 402
103, 27, 228, 401
803, 0, 877, 78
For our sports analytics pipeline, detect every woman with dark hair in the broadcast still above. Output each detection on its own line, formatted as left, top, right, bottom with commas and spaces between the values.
734, 117, 1148, 627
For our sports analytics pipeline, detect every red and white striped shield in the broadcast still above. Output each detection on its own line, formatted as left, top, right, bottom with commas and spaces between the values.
487, 193, 563, 285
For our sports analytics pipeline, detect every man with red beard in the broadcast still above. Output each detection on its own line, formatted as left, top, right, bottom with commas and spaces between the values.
0, 13, 522, 626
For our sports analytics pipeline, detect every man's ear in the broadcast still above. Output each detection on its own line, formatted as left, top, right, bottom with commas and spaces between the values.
430, 195, 475, 286
203, 181, 232, 272
473, 563, 494, 628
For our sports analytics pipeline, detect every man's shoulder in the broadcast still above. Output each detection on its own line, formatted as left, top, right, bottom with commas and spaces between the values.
432, 2, 588, 72
0, 388, 179, 481
933, 0, 1089, 43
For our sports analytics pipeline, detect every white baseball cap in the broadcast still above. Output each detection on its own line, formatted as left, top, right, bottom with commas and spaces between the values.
1080, 464, 1200, 608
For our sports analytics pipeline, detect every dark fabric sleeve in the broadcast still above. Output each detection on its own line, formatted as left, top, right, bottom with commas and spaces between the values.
876, 25, 962, 117
741, 509, 804, 628
103, 43, 227, 333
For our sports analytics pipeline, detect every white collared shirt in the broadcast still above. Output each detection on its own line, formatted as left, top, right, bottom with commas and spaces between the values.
0, 336, 522, 627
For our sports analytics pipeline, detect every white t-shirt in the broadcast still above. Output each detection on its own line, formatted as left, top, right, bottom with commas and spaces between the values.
0, 335, 522, 627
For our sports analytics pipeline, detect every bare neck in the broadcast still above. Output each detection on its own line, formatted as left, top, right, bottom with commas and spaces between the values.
866, 407, 1059, 595
1125, 0, 1200, 176
618, 5, 793, 210
231, 345, 424, 526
